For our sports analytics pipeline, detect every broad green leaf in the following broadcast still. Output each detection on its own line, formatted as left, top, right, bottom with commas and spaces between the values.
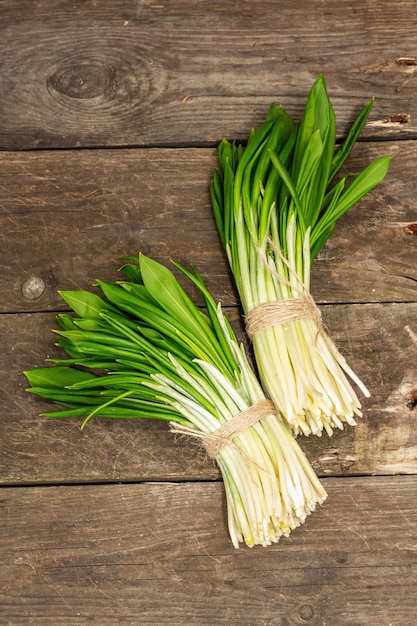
54, 338, 146, 363
48, 357, 124, 369
292, 75, 329, 175
59, 290, 113, 320
261, 127, 298, 244
139, 254, 211, 339
27, 388, 106, 403
310, 222, 336, 261
172, 261, 237, 375
324, 156, 391, 224
24, 366, 95, 389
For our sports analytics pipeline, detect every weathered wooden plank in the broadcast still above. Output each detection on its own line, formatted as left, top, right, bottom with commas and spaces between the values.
1, 142, 416, 314
1, 0, 417, 149
0, 147, 231, 312
2, 302, 416, 484
1, 476, 417, 625
1, 3, 415, 622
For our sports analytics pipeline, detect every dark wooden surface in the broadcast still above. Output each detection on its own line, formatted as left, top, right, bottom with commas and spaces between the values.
2, 477, 417, 626
1, 0, 417, 149
1, 1, 417, 625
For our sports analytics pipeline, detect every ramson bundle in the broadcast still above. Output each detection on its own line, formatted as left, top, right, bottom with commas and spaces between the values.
210, 75, 390, 436
25, 254, 326, 547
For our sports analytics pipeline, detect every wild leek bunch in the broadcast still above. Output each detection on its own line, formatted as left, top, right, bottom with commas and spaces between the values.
25, 254, 326, 548
210, 75, 391, 436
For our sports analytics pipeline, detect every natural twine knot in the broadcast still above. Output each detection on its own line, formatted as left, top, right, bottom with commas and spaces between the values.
245, 295, 322, 338
170, 398, 276, 459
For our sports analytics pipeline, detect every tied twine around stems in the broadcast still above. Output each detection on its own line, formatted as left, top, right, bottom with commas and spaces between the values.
245, 240, 322, 339
170, 398, 275, 459
245, 295, 321, 338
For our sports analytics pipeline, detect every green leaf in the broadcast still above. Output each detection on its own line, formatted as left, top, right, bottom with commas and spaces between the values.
59, 290, 113, 320
119, 262, 143, 284
73, 318, 107, 332
268, 149, 306, 234
172, 261, 237, 376
311, 156, 391, 257
295, 130, 324, 206
42, 404, 178, 421
329, 97, 375, 182
250, 106, 295, 212
210, 169, 226, 246
233, 119, 274, 214
292, 75, 330, 175
138, 254, 213, 343
56, 313, 77, 330
24, 366, 95, 389
324, 156, 391, 224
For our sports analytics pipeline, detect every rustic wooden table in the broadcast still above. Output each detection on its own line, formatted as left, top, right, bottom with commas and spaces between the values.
1, 1, 417, 624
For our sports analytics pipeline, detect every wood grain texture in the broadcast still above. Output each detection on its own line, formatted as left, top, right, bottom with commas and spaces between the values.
1, 141, 416, 315
2, 2, 417, 623
0, 148, 232, 312
2, 302, 416, 484
1, 0, 417, 149
1, 477, 417, 625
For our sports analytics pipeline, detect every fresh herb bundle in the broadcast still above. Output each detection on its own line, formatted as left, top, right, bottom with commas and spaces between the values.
210, 75, 391, 436
25, 254, 326, 548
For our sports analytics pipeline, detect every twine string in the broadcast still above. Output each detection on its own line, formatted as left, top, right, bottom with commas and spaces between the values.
170, 398, 275, 459
245, 239, 322, 338
245, 296, 320, 337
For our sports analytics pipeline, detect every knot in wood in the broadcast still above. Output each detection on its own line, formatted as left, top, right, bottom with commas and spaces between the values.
47, 56, 115, 100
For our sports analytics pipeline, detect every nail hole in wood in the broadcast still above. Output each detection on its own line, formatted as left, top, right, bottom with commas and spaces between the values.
21, 276, 46, 300
405, 223, 417, 235
406, 390, 417, 410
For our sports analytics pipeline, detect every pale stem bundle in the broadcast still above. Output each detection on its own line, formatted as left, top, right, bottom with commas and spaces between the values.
171, 399, 327, 547
245, 233, 370, 436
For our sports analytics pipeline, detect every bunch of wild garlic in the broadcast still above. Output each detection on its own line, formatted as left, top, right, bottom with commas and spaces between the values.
25, 254, 326, 547
210, 75, 390, 436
